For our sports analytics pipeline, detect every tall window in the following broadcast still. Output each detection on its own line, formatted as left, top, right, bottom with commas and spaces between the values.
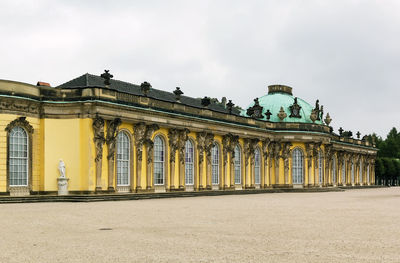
292, 148, 304, 184
254, 148, 261, 185
185, 140, 194, 185
332, 157, 336, 184
367, 165, 370, 184
359, 161, 363, 184
116, 132, 130, 186
351, 163, 354, 184
342, 161, 346, 184
9, 127, 28, 186
211, 143, 219, 185
154, 135, 165, 185
234, 145, 241, 184
319, 150, 324, 184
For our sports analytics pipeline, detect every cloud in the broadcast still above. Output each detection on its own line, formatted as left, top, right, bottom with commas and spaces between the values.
0, 0, 399, 137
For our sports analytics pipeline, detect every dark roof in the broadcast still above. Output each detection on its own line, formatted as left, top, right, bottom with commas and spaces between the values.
57, 73, 240, 115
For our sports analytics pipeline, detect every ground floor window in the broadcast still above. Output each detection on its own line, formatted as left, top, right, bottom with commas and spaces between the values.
254, 148, 261, 184
211, 143, 219, 185
292, 148, 304, 184
234, 145, 241, 184
185, 140, 194, 185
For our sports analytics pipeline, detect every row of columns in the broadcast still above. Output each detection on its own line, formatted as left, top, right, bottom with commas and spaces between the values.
92, 116, 376, 192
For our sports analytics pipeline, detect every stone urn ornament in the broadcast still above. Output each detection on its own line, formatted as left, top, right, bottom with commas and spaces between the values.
57, 159, 69, 195
324, 113, 332, 125
277, 107, 287, 121
310, 109, 317, 123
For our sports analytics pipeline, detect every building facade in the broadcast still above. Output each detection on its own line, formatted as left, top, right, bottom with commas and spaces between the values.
0, 72, 377, 196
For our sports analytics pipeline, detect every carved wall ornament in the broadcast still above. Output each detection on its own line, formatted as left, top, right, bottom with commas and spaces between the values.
197, 132, 207, 164
324, 113, 332, 125
262, 138, 271, 156
5, 117, 34, 134
222, 134, 230, 165
289, 97, 302, 118
145, 139, 154, 164
277, 107, 287, 121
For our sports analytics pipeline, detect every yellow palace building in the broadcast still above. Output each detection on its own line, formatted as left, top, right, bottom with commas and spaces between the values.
0, 71, 377, 196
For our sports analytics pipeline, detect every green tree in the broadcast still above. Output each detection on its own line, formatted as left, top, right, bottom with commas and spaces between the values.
375, 158, 385, 185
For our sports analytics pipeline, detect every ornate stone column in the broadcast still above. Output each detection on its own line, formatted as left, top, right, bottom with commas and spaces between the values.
324, 145, 333, 186
243, 139, 250, 188
106, 118, 121, 192
93, 116, 105, 192
313, 142, 321, 186
229, 135, 239, 188
177, 129, 190, 190
205, 133, 214, 190
262, 139, 271, 188
197, 132, 206, 190
273, 141, 281, 186
133, 122, 146, 191
222, 135, 230, 189
305, 143, 313, 187
168, 129, 179, 190
281, 142, 292, 185
268, 142, 274, 186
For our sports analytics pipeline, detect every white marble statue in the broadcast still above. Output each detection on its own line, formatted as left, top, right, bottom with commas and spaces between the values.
58, 159, 66, 178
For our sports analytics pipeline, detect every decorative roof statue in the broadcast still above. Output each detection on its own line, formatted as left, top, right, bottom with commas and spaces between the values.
246, 98, 264, 119
173, 87, 183, 101
318, 105, 323, 121
201, 96, 211, 107
226, 100, 234, 114
265, 109, 272, 120
140, 81, 151, 96
289, 97, 302, 118
324, 113, 332, 125
338, 127, 344, 136
277, 107, 287, 121
356, 131, 361, 139
101, 70, 113, 86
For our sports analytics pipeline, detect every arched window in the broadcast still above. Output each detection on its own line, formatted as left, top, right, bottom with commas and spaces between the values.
292, 148, 304, 184
116, 132, 130, 186
211, 142, 219, 185
342, 161, 346, 184
319, 150, 324, 184
154, 135, 165, 185
332, 157, 337, 184
185, 140, 194, 185
359, 161, 363, 184
367, 165, 370, 184
9, 127, 28, 186
351, 163, 354, 184
234, 145, 241, 184
254, 148, 261, 185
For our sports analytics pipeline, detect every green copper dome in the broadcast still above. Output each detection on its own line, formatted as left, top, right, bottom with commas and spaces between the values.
241, 85, 324, 124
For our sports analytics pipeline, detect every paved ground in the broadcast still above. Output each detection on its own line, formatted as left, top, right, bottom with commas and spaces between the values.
0, 188, 399, 263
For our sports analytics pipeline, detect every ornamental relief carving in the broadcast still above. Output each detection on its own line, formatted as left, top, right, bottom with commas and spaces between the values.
134, 122, 159, 162
92, 116, 105, 162
106, 118, 122, 160
168, 129, 179, 163
0, 99, 40, 115
197, 132, 207, 164
204, 133, 214, 164
177, 128, 190, 164
5, 117, 34, 134
281, 142, 292, 172
248, 138, 259, 165
305, 143, 313, 168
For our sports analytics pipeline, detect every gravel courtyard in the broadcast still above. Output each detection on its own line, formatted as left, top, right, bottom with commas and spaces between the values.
0, 188, 399, 263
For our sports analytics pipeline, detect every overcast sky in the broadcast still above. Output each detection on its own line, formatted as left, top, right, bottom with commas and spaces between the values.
1, 0, 399, 138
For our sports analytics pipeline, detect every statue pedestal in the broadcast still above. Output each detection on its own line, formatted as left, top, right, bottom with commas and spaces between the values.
57, 177, 69, 195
